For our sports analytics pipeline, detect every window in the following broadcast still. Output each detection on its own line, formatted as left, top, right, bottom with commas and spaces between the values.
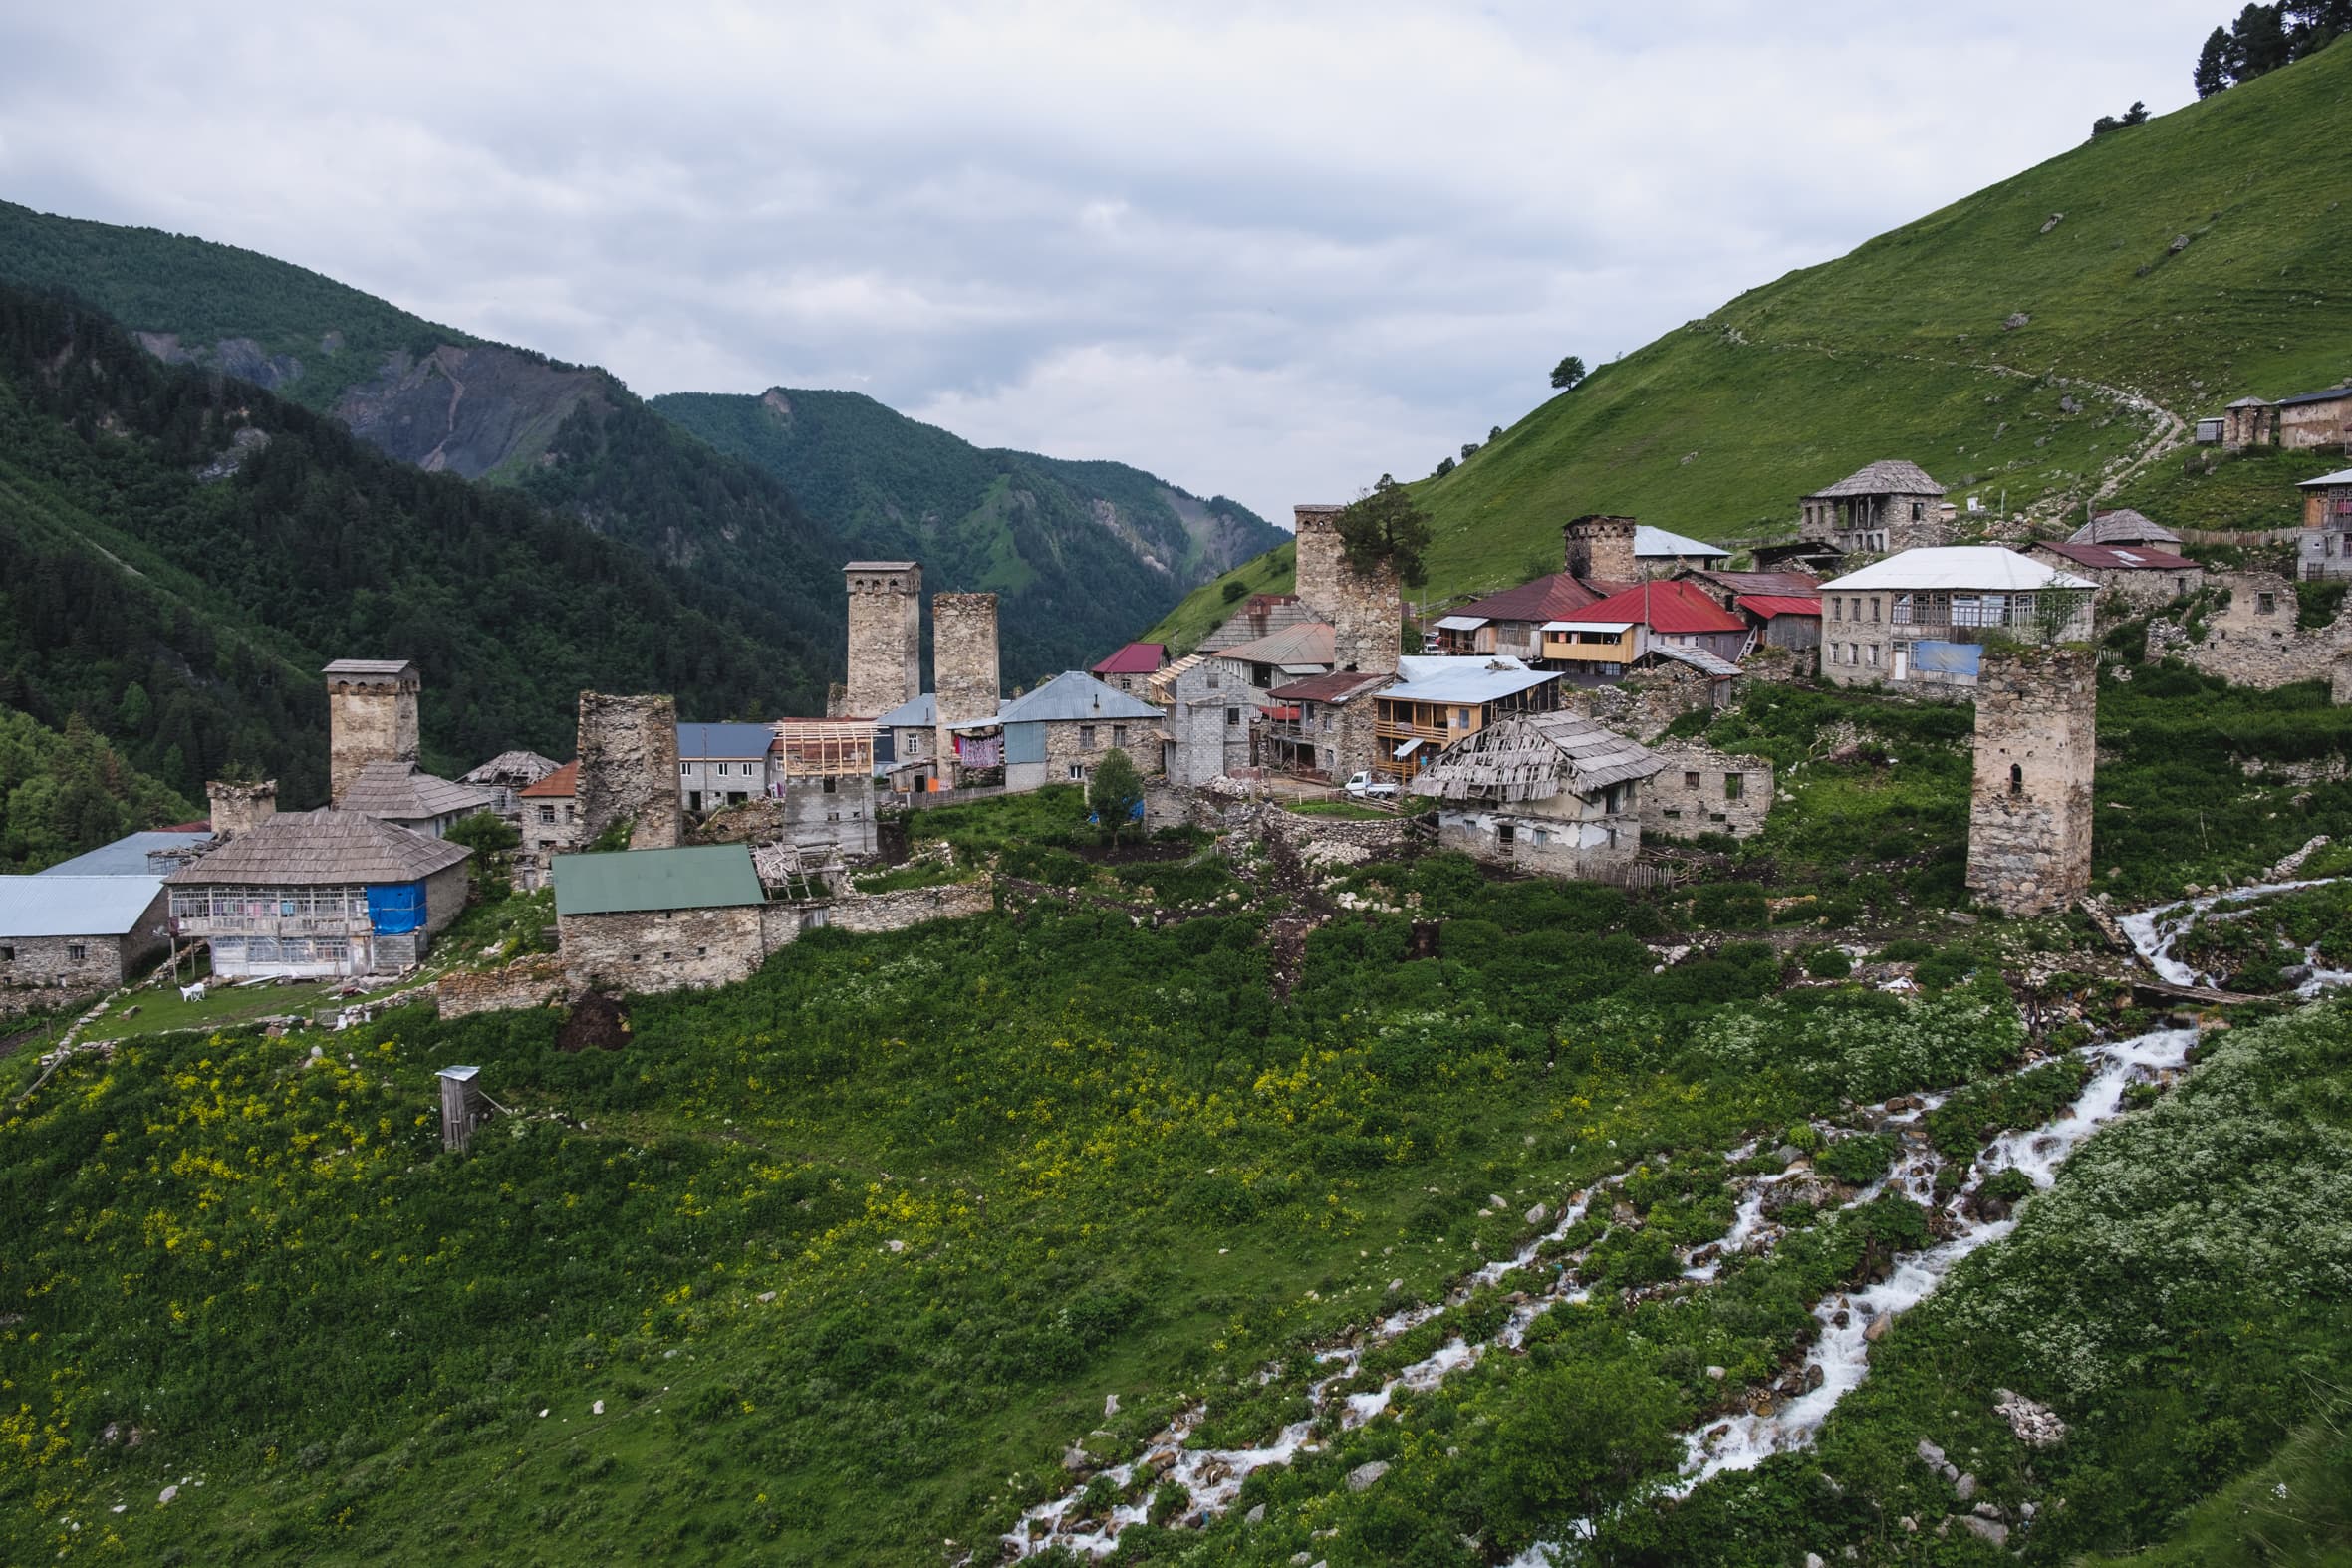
1684, 770, 1701, 789
0, 946, 11, 963
2009, 763, 2023, 797
1868, 644, 1880, 667
1080, 724, 1097, 749
678, 761, 692, 776
1112, 724, 1127, 747
67, 943, 87, 962
1911, 501, 1924, 522
822, 776, 838, 794
696, 946, 707, 956
1455, 707, 1472, 728
1226, 708, 1240, 727
1206, 670, 1221, 689
2257, 592, 2277, 615
1870, 597, 1881, 623
1832, 597, 1842, 621
1497, 821, 1516, 846
538, 805, 556, 825
1067, 763, 1088, 781
1723, 772, 1744, 801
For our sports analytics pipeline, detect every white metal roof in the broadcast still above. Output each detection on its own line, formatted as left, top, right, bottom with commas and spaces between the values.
1433, 615, 1488, 631
2299, 468, 2352, 488
0, 876, 162, 937
1634, 525, 1728, 559
1819, 547, 2094, 593
1379, 663, 1562, 704
1395, 654, 1529, 682
1541, 620, 1636, 634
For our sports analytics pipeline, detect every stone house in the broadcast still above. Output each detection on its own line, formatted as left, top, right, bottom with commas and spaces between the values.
1799, 460, 1950, 557
2220, 395, 2278, 450
459, 751, 562, 822
2277, 386, 2352, 449
2158, 569, 2345, 689
1373, 657, 1563, 783
0, 876, 171, 1006
1262, 670, 1392, 780
1433, 572, 1624, 660
1639, 739, 1774, 840
874, 692, 940, 790
339, 760, 495, 838
1537, 579, 1751, 684
516, 761, 581, 889
164, 810, 471, 978
1817, 547, 2095, 693
2027, 541, 2202, 611
677, 722, 778, 815
2068, 509, 2180, 550
2298, 468, 2352, 579
553, 843, 774, 996
957, 671, 1164, 792
770, 718, 879, 856
1408, 712, 1663, 879
1090, 642, 1168, 695
1157, 654, 1251, 787
1732, 594, 1822, 653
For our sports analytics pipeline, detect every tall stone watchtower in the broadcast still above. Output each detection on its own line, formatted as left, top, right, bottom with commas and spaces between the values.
1562, 515, 1639, 582
323, 659, 420, 806
932, 593, 1001, 779
841, 562, 922, 718
1964, 646, 2095, 916
1292, 503, 1402, 677
576, 692, 684, 850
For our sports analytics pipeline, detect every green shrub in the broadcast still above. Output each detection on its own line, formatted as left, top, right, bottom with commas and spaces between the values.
1803, 947, 1853, 980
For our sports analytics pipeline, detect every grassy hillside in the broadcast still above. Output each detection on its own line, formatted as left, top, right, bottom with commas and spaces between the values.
1144, 540, 1298, 655
653, 389, 1285, 675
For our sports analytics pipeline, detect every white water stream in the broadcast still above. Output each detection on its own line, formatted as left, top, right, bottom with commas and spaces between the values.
1006, 891, 2257, 1560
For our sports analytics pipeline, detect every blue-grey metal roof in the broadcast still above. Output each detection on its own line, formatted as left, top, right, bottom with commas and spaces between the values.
958, 670, 1164, 729
2276, 385, 2352, 408
0, 876, 163, 937
1379, 661, 1562, 705
875, 692, 937, 727
1634, 525, 1729, 559
36, 832, 213, 877
676, 722, 777, 760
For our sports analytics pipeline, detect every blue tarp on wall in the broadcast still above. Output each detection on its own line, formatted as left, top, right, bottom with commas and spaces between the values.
368, 881, 426, 935
1912, 640, 1981, 677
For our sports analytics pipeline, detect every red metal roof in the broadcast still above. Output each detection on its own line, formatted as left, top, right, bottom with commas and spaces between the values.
2032, 541, 2198, 572
1091, 641, 1168, 675
1577, 579, 1747, 634
1258, 704, 1302, 721
1268, 670, 1391, 704
1734, 593, 1823, 620
519, 760, 579, 798
1452, 571, 1617, 625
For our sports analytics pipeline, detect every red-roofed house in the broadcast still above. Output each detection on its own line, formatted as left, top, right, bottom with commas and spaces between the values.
1091, 642, 1169, 694
1264, 669, 1393, 780
1432, 573, 1630, 658
2026, 540, 2203, 610
516, 761, 580, 889
1732, 594, 1823, 652
1537, 580, 1750, 682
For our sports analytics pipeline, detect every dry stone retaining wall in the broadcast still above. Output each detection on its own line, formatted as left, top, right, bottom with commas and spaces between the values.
436, 955, 567, 1019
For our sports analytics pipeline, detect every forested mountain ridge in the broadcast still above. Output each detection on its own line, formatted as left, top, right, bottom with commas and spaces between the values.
0, 283, 824, 815
653, 388, 1286, 676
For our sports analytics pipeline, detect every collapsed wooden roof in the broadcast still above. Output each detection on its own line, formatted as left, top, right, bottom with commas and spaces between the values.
1409, 713, 1663, 805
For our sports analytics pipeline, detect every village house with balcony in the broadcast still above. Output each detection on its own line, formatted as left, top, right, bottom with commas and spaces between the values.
1260, 669, 1392, 780
1372, 657, 1563, 782
1816, 547, 2096, 692
1798, 459, 1951, 557
1536, 579, 1752, 684
1431, 572, 1626, 658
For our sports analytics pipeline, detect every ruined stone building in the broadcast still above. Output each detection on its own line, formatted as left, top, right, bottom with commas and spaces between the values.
1639, 739, 1774, 840
932, 592, 1002, 784
2216, 386, 2352, 452
840, 562, 923, 718
205, 780, 278, 839
2027, 541, 2202, 612
1964, 647, 2094, 916
0, 876, 171, 1009
1408, 711, 1663, 879
1293, 504, 1402, 676
2220, 395, 2278, 450
577, 692, 684, 849
1817, 548, 2095, 693
460, 751, 562, 822
1262, 670, 1390, 781
1798, 460, 1950, 557
324, 658, 421, 805
164, 810, 472, 978
2156, 569, 2346, 688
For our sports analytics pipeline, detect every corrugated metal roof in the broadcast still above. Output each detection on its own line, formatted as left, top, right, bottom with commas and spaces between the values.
2298, 467, 2352, 488
340, 761, 496, 822
37, 832, 214, 877
1734, 594, 1823, 619
1216, 622, 1335, 667
1541, 620, 1636, 634
1268, 670, 1391, 704
2276, 385, 2352, 408
1803, 459, 1947, 500
971, 670, 1165, 727
1434, 615, 1488, 631
1380, 660, 1561, 705
165, 810, 470, 887
1820, 547, 2094, 593
0, 876, 163, 937
321, 658, 416, 678
876, 692, 938, 728
844, 559, 918, 571
519, 760, 579, 799
1090, 642, 1168, 675
1577, 579, 1748, 635
677, 722, 779, 760
1684, 568, 1823, 597
551, 844, 764, 915
2033, 541, 2197, 572
1634, 525, 1728, 559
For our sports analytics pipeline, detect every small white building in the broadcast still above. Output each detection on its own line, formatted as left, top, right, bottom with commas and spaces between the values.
1817, 547, 2096, 692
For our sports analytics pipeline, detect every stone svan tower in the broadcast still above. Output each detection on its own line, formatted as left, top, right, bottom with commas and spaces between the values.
1964, 646, 2095, 916
932, 592, 1001, 779
324, 659, 420, 805
1293, 503, 1402, 677
576, 692, 685, 850
841, 562, 922, 718
206, 779, 278, 838
1562, 515, 1638, 583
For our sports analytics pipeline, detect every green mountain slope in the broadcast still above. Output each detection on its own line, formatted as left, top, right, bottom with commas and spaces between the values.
653, 388, 1285, 676
0, 705, 194, 873
1152, 41, 2352, 640
0, 283, 822, 813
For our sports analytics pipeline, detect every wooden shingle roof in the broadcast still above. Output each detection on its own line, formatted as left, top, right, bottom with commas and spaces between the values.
164, 810, 469, 887
1804, 459, 1947, 500
339, 761, 495, 822
1409, 713, 1662, 804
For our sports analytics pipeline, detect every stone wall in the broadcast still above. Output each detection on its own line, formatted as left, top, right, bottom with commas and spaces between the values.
1436, 794, 1641, 879
1562, 662, 1738, 741
1294, 505, 1402, 676
1, 933, 145, 1000
933, 592, 1001, 780
559, 904, 768, 994
1965, 646, 2095, 916
1642, 740, 1773, 839
1036, 716, 1161, 790
2334, 651, 2352, 706
1562, 515, 1638, 582
207, 780, 277, 837
842, 563, 922, 718
1296, 694, 1382, 781
2280, 393, 2352, 451
2159, 571, 2346, 689
1260, 806, 1412, 867
826, 878, 996, 933
422, 861, 473, 940
327, 667, 420, 805
436, 954, 566, 1018
577, 692, 684, 849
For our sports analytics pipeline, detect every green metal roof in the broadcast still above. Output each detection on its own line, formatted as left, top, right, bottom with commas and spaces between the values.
551, 844, 764, 916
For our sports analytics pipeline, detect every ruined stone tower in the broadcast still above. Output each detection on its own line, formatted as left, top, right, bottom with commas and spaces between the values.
1964, 646, 2095, 916
1292, 503, 1402, 677
841, 562, 922, 718
1562, 515, 1639, 583
205, 779, 277, 839
576, 692, 684, 850
2332, 648, 2352, 706
932, 593, 1001, 779
323, 659, 420, 806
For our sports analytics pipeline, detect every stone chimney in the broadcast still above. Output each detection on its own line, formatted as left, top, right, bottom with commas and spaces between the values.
1292, 503, 1401, 676
1562, 515, 1639, 582
932, 593, 1001, 780
840, 561, 923, 718
206, 779, 277, 838
576, 692, 684, 850
323, 659, 420, 805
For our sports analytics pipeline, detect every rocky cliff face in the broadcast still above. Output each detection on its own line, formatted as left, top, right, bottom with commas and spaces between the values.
331, 344, 604, 478
134, 332, 304, 392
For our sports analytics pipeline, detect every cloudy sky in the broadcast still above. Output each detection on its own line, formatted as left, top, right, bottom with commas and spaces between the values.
1, 1, 2220, 524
